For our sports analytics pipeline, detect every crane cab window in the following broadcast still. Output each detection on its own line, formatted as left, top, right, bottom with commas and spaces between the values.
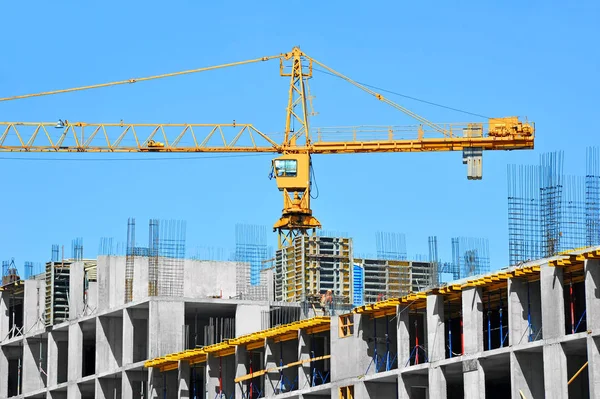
274, 159, 297, 177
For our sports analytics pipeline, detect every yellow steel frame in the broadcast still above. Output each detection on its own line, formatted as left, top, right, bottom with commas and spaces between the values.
0, 46, 536, 248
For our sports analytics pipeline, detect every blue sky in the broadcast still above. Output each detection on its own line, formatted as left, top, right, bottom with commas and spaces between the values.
1, 1, 598, 276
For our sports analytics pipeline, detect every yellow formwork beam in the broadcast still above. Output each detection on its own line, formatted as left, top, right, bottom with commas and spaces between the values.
144, 316, 331, 370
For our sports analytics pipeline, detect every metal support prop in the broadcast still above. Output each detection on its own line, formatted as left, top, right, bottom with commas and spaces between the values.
385, 315, 391, 371
499, 293, 504, 347
414, 319, 419, 365
249, 351, 253, 398
373, 317, 378, 369
448, 317, 453, 358
570, 272, 575, 334
487, 293, 492, 350
527, 281, 533, 342
17, 356, 21, 396
568, 361, 588, 385
191, 366, 196, 399
460, 312, 464, 355
217, 356, 223, 399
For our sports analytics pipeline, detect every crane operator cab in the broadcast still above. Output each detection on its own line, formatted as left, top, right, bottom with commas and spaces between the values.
271, 153, 310, 192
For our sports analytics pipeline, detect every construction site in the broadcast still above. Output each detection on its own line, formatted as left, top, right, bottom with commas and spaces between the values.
0, 43, 598, 399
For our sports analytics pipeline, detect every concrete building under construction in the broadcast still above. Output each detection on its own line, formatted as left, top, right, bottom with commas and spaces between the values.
1, 233, 599, 398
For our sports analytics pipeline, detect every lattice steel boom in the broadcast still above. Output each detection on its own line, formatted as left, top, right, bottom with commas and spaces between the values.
0, 46, 536, 248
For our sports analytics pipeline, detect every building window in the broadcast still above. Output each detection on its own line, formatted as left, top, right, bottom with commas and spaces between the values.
339, 385, 354, 399
339, 314, 354, 338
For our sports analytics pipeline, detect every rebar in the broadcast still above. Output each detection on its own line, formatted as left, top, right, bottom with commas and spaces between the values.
540, 151, 564, 257
98, 237, 126, 256
51, 245, 60, 262
560, 176, 586, 252
125, 218, 136, 302
235, 223, 269, 286
148, 219, 158, 296
428, 236, 439, 286
376, 232, 407, 260
586, 146, 600, 246
452, 237, 490, 278
203, 317, 235, 346
24, 262, 33, 280
156, 219, 186, 297
507, 164, 542, 265
71, 237, 84, 260
508, 147, 599, 264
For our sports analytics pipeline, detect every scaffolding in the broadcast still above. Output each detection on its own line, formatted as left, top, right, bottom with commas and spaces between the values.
125, 218, 136, 302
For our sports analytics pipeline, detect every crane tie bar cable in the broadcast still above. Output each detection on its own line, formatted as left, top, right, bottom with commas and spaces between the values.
0, 55, 281, 102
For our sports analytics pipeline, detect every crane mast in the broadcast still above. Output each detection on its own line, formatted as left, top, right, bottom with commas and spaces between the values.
0, 46, 536, 249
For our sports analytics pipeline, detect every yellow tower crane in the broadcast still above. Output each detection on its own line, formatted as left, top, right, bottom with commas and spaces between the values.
0, 47, 535, 248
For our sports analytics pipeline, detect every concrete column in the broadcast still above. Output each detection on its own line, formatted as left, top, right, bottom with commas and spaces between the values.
510, 351, 544, 399
264, 340, 278, 396
148, 367, 161, 399
122, 370, 133, 399
206, 355, 220, 399
542, 343, 568, 398
23, 337, 44, 393
68, 323, 83, 382
508, 278, 542, 345
96, 316, 123, 373
235, 346, 248, 398
426, 294, 445, 362
47, 332, 59, 387
122, 308, 134, 366
0, 292, 8, 340
298, 331, 311, 390
428, 365, 447, 399
463, 359, 485, 399
585, 259, 600, 332
398, 373, 428, 399
148, 301, 184, 359
24, 280, 44, 333
0, 347, 8, 398
588, 336, 600, 398
397, 305, 410, 369
178, 360, 190, 399
462, 287, 483, 354
540, 263, 565, 339
69, 262, 84, 320
68, 383, 82, 399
